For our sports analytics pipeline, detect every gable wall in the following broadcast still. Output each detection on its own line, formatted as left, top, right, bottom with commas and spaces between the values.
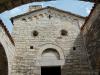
11, 9, 93, 75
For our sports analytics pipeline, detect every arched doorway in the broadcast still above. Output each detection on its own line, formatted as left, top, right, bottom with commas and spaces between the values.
0, 43, 8, 75
36, 44, 65, 75
41, 48, 61, 75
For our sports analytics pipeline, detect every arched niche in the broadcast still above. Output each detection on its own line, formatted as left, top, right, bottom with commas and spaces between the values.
36, 44, 65, 66
0, 43, 8, 75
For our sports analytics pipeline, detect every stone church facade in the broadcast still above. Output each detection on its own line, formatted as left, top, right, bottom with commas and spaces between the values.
0, 5, 100, 75
11, 6, 92, 75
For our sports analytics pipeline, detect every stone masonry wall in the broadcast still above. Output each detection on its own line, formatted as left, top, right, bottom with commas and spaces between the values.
82, 4, 100, 74
0, 24, 15, 75
11, 8, 92, 75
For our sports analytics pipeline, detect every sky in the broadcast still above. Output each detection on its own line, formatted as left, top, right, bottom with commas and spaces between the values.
0, 0, 94, 33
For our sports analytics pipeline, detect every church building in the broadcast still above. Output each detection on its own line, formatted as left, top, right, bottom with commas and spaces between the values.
0, 4, 100, 75
11, 6, 92, 75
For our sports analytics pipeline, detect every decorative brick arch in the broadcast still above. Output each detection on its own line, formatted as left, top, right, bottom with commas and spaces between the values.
36, 43, 65, 66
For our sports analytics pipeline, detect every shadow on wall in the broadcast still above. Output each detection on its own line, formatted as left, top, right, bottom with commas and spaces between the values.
0, 43, 8, 75
10, 33, 98, 75
83, 15, 100, 74
61, 32, 96, 75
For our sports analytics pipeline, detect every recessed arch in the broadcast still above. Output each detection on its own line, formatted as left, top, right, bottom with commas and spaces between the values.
36, 44, 65, 66
37, 43, 64, 60
42, 48, 60, 60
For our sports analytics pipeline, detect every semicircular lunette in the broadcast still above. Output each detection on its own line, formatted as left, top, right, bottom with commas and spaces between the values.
42, 48, 60, 60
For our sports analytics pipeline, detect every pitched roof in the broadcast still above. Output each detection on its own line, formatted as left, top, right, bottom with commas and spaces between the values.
0, 19, 15, 45
11, 6, 85, 21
